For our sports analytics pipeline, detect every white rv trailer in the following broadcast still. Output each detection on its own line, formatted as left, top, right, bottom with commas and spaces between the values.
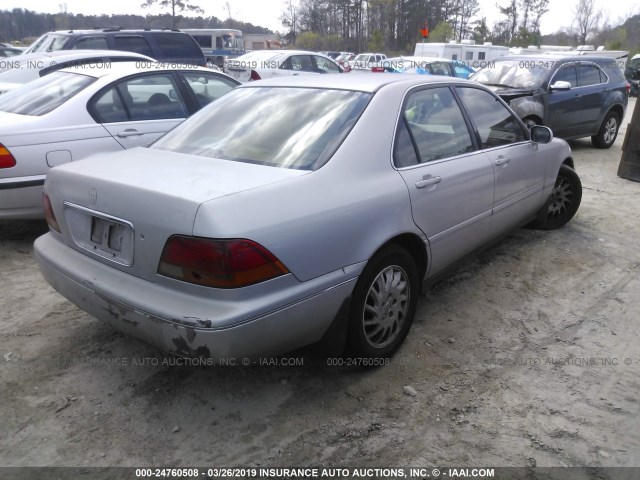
414, 40, 509, 68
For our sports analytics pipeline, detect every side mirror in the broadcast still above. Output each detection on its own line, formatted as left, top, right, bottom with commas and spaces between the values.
550, 80, 571, 91
530, 125, 553, 144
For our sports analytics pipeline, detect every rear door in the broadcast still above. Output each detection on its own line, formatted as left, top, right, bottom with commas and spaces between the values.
395, 86, 495, 275
89, 72, 189, 149
279, 55, 316, 76
576, 62, 608, 133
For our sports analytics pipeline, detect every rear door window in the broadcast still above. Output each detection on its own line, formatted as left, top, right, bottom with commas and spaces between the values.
578, 64, 605, 86
72, 36, 109, 50
113, 36, 154, 57
153, 33, 201, 61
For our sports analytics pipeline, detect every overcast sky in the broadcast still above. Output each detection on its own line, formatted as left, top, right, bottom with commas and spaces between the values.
2, 0, 639, 38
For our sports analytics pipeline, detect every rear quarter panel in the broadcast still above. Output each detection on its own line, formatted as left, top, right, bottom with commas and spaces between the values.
193, 82, 425, 283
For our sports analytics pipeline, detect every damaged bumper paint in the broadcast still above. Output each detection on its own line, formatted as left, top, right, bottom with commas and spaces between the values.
34, 233, 356, 361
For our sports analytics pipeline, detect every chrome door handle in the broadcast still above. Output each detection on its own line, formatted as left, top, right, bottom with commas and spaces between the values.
415, 176, 442, 189
117, 129, 142, 138
495, 157, 511, 166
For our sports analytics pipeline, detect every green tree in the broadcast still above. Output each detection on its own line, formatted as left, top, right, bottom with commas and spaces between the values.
430, 21, 455, 42
140, 0, 204, 28
368, 29, 385, 51
471, 17, 490, 44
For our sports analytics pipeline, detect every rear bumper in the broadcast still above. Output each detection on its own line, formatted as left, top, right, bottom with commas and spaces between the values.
35, 233, 357, 361
0, 175, 46, 219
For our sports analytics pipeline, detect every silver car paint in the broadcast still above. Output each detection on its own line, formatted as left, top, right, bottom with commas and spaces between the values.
35, 74, 573, 360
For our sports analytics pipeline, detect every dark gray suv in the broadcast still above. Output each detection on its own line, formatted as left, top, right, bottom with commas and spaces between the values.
24, 28, 206, 67
472, 55, 629, 148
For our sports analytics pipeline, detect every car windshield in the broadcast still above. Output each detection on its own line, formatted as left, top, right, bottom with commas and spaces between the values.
473, 60, 549, 88
152, 87, 371, 170
0, 71, 95, 115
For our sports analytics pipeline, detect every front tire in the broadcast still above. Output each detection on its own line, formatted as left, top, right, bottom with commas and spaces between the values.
531, 164, 582, 230
591, 111, 619, 149
347, 245, 419, 359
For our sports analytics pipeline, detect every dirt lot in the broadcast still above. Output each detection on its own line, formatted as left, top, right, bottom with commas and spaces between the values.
1, 99, 639, 472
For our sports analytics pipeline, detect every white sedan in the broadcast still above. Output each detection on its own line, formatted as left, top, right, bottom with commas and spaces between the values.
224, 49, 345, 82
0, 62, 239, 219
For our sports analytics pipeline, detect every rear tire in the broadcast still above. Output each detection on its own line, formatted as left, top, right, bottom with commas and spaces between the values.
591, 111, 619, 149
347, 245, 418, 359
530, 165, 582, 230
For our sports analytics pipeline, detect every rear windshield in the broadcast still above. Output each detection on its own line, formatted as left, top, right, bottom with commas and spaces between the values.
153, 33, 202, 60
0, 71, 95, 116
152, 87, 371, 170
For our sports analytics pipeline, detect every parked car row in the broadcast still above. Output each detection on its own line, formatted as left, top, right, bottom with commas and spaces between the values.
0, 36, 629, 363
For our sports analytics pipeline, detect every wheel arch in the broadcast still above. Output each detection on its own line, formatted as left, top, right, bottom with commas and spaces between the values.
563, 157, 575, 170
607, 104, 624, 124
369, 233, 429, 287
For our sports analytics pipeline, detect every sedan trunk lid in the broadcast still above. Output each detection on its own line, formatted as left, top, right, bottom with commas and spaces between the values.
46, 147, 308, 282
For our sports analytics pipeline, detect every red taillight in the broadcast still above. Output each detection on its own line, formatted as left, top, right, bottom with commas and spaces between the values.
249, 70, 261, 81
371, 66, 385, 73
158, 236, 289, 288
0, 143, 16, 169
43, 192, 61, 233
626, 82, 631, 95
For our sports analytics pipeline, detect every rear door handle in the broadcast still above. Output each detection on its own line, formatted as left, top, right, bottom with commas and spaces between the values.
495, 157, 511, 166
116, 129, 142, 138
415, 176, 441, 189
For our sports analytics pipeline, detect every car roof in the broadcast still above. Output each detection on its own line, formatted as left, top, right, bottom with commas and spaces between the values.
238, 73, 472, 93
389, 55, 454, 63
32, 50, 153, 64
496, 55, 618, 63
45, 28, 182, 34
57, 61, 219, 79
251, 49, 329, 56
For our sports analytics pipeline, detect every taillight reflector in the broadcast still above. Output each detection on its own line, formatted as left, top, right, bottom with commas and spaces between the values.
0, 144, 16, 169
43, 192, 61, 233
249, 70, 261, 81
158, 236, 289, 288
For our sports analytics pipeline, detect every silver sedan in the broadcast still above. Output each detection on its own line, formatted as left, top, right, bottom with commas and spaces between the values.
35, 74, 582, 361
0, 62, 239, 219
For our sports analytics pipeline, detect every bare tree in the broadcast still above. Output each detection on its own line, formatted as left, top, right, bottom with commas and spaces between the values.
497, 0, 518, 44
140, 0, 204, 28
281, 0, 300, 45
452, 0, 480, 42
573, 0, 602, 45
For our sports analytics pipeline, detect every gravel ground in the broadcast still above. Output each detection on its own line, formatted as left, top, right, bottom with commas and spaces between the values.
0, 99, 638, 474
